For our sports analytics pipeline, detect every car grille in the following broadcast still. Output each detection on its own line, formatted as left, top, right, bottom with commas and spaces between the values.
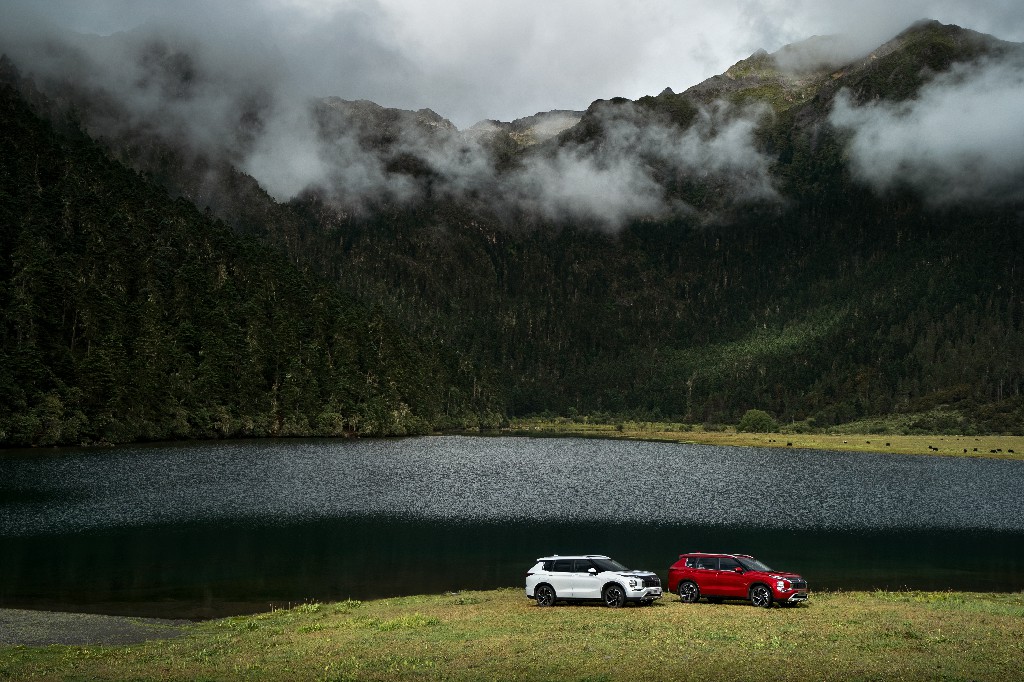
643, 576, 661, 588
789, 579, 807, 590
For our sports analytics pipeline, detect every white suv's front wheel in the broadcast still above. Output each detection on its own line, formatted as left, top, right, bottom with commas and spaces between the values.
603, 584, 626, 608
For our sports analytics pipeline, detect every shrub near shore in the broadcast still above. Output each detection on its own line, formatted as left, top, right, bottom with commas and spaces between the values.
2, 590, 1023, 681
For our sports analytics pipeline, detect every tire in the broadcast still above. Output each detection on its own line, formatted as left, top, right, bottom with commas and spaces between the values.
750, 584, 773, 608
535, 584, 556, 607
677, 581, 700, 604
603, 584, 627, 608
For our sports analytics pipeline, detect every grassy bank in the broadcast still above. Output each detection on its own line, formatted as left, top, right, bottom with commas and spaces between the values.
504, 418, 1024, 460
2, 589, 1024, 681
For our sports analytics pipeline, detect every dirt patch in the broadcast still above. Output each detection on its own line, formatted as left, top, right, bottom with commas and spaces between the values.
0, 608, 190, 646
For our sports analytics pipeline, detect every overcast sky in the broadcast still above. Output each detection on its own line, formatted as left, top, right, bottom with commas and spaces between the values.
4, 0, 1024, 128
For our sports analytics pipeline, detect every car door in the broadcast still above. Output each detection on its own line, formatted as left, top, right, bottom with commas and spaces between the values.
547, 559, 575, 598
695, 556, 721, 595
716, 556, 746, 598
571, 559, 602, 599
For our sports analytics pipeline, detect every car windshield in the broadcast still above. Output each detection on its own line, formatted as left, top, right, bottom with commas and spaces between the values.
591, 558, 628, 572
737, 557, 773, 572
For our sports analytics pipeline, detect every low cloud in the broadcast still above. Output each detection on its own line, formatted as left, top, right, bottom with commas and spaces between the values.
830, 56, 1024, 204
771, 33, 878, 73
24, 2, 1024, 227
500, 101, 778, 228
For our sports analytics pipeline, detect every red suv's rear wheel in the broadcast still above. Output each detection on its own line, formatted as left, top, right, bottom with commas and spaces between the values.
677, 581, 700, 603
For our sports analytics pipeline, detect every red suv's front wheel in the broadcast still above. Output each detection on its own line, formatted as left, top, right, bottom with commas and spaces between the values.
750, 584, 773, 608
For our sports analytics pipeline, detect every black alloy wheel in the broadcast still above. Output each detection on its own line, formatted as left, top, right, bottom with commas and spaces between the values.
677, 581, 700, 604
603, 584, 627, 608
535, 584, 556, 607
750, 584, 773, 608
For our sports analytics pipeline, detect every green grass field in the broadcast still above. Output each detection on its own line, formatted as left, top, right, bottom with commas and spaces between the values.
504, 419, 1024, 460
3, 589, 1023, 681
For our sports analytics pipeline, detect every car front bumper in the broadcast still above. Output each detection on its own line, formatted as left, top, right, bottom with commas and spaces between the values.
627, 587, 663, 601
778, 590, 809, 603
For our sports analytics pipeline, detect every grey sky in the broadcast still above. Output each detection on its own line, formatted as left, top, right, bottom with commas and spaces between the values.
4, 0, 1023, 128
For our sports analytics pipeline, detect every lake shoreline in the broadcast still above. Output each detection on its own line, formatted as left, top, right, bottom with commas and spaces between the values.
0, 607, 189, 647
4, 424, 1024, 460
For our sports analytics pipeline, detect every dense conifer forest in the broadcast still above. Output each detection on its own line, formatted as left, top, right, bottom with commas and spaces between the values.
0, 83, 495, 446
1, 20, 1022, 446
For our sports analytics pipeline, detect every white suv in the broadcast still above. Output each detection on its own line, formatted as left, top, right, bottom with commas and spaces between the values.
525, 555, 662, 607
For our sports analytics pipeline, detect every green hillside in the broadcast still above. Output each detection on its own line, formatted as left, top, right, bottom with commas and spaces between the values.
296, 22, 1024, 430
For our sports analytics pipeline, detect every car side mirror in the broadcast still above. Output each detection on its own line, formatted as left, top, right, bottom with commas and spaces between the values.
588, 567, 598, 574
734, 566, 744, 573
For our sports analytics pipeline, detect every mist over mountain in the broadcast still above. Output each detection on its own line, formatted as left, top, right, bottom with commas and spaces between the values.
0, 17, 780, 229
831, 56, 1024, 205
2, 18, 1024, 445
5, 13, 1022, 227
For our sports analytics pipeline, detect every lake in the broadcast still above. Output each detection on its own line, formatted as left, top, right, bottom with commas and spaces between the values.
2, 436, 1023, 618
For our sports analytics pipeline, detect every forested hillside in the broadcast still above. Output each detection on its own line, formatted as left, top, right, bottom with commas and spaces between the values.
2, 20, 1023, 446
0, 81, 497, 447
231, 21, 1024, 432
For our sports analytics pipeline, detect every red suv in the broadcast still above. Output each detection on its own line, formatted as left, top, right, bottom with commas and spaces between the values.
667, 553, 808, 608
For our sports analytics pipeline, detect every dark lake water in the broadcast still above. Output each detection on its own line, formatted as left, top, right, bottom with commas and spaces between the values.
2, 436, 1023, 618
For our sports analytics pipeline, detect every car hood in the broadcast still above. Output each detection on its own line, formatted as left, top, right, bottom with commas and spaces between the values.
615, 570, 658, 578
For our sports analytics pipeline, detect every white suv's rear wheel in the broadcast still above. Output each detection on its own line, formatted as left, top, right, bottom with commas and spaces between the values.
535, 584, 556, 607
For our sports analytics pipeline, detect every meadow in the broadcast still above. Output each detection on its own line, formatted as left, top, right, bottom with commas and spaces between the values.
3, 589, 1024, 681
504, 418, 1024, 460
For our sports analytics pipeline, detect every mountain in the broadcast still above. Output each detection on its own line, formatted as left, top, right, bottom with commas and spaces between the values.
2, 19, 1023, 445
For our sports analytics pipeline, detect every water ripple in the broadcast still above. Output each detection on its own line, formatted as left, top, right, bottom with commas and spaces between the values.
2, 436, 1023, 535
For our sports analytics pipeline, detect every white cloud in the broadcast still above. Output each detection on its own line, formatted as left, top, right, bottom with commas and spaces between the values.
2, 0, 1022, 216
497, 100, 777, 228
4, 0, 1023, 128
830, 57, 1024, 204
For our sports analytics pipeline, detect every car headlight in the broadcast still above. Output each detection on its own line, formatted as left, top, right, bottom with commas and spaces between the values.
628, 578, 639, 588
776, 580, 788, 590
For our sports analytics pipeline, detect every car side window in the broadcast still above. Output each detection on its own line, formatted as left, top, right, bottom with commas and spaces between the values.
685, 557, 699, 568
551, 559, 573, 572
697, 557, 719, 570
540, 560, 553, 571
572, 559, 595, 573
719, 557, 740, 571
